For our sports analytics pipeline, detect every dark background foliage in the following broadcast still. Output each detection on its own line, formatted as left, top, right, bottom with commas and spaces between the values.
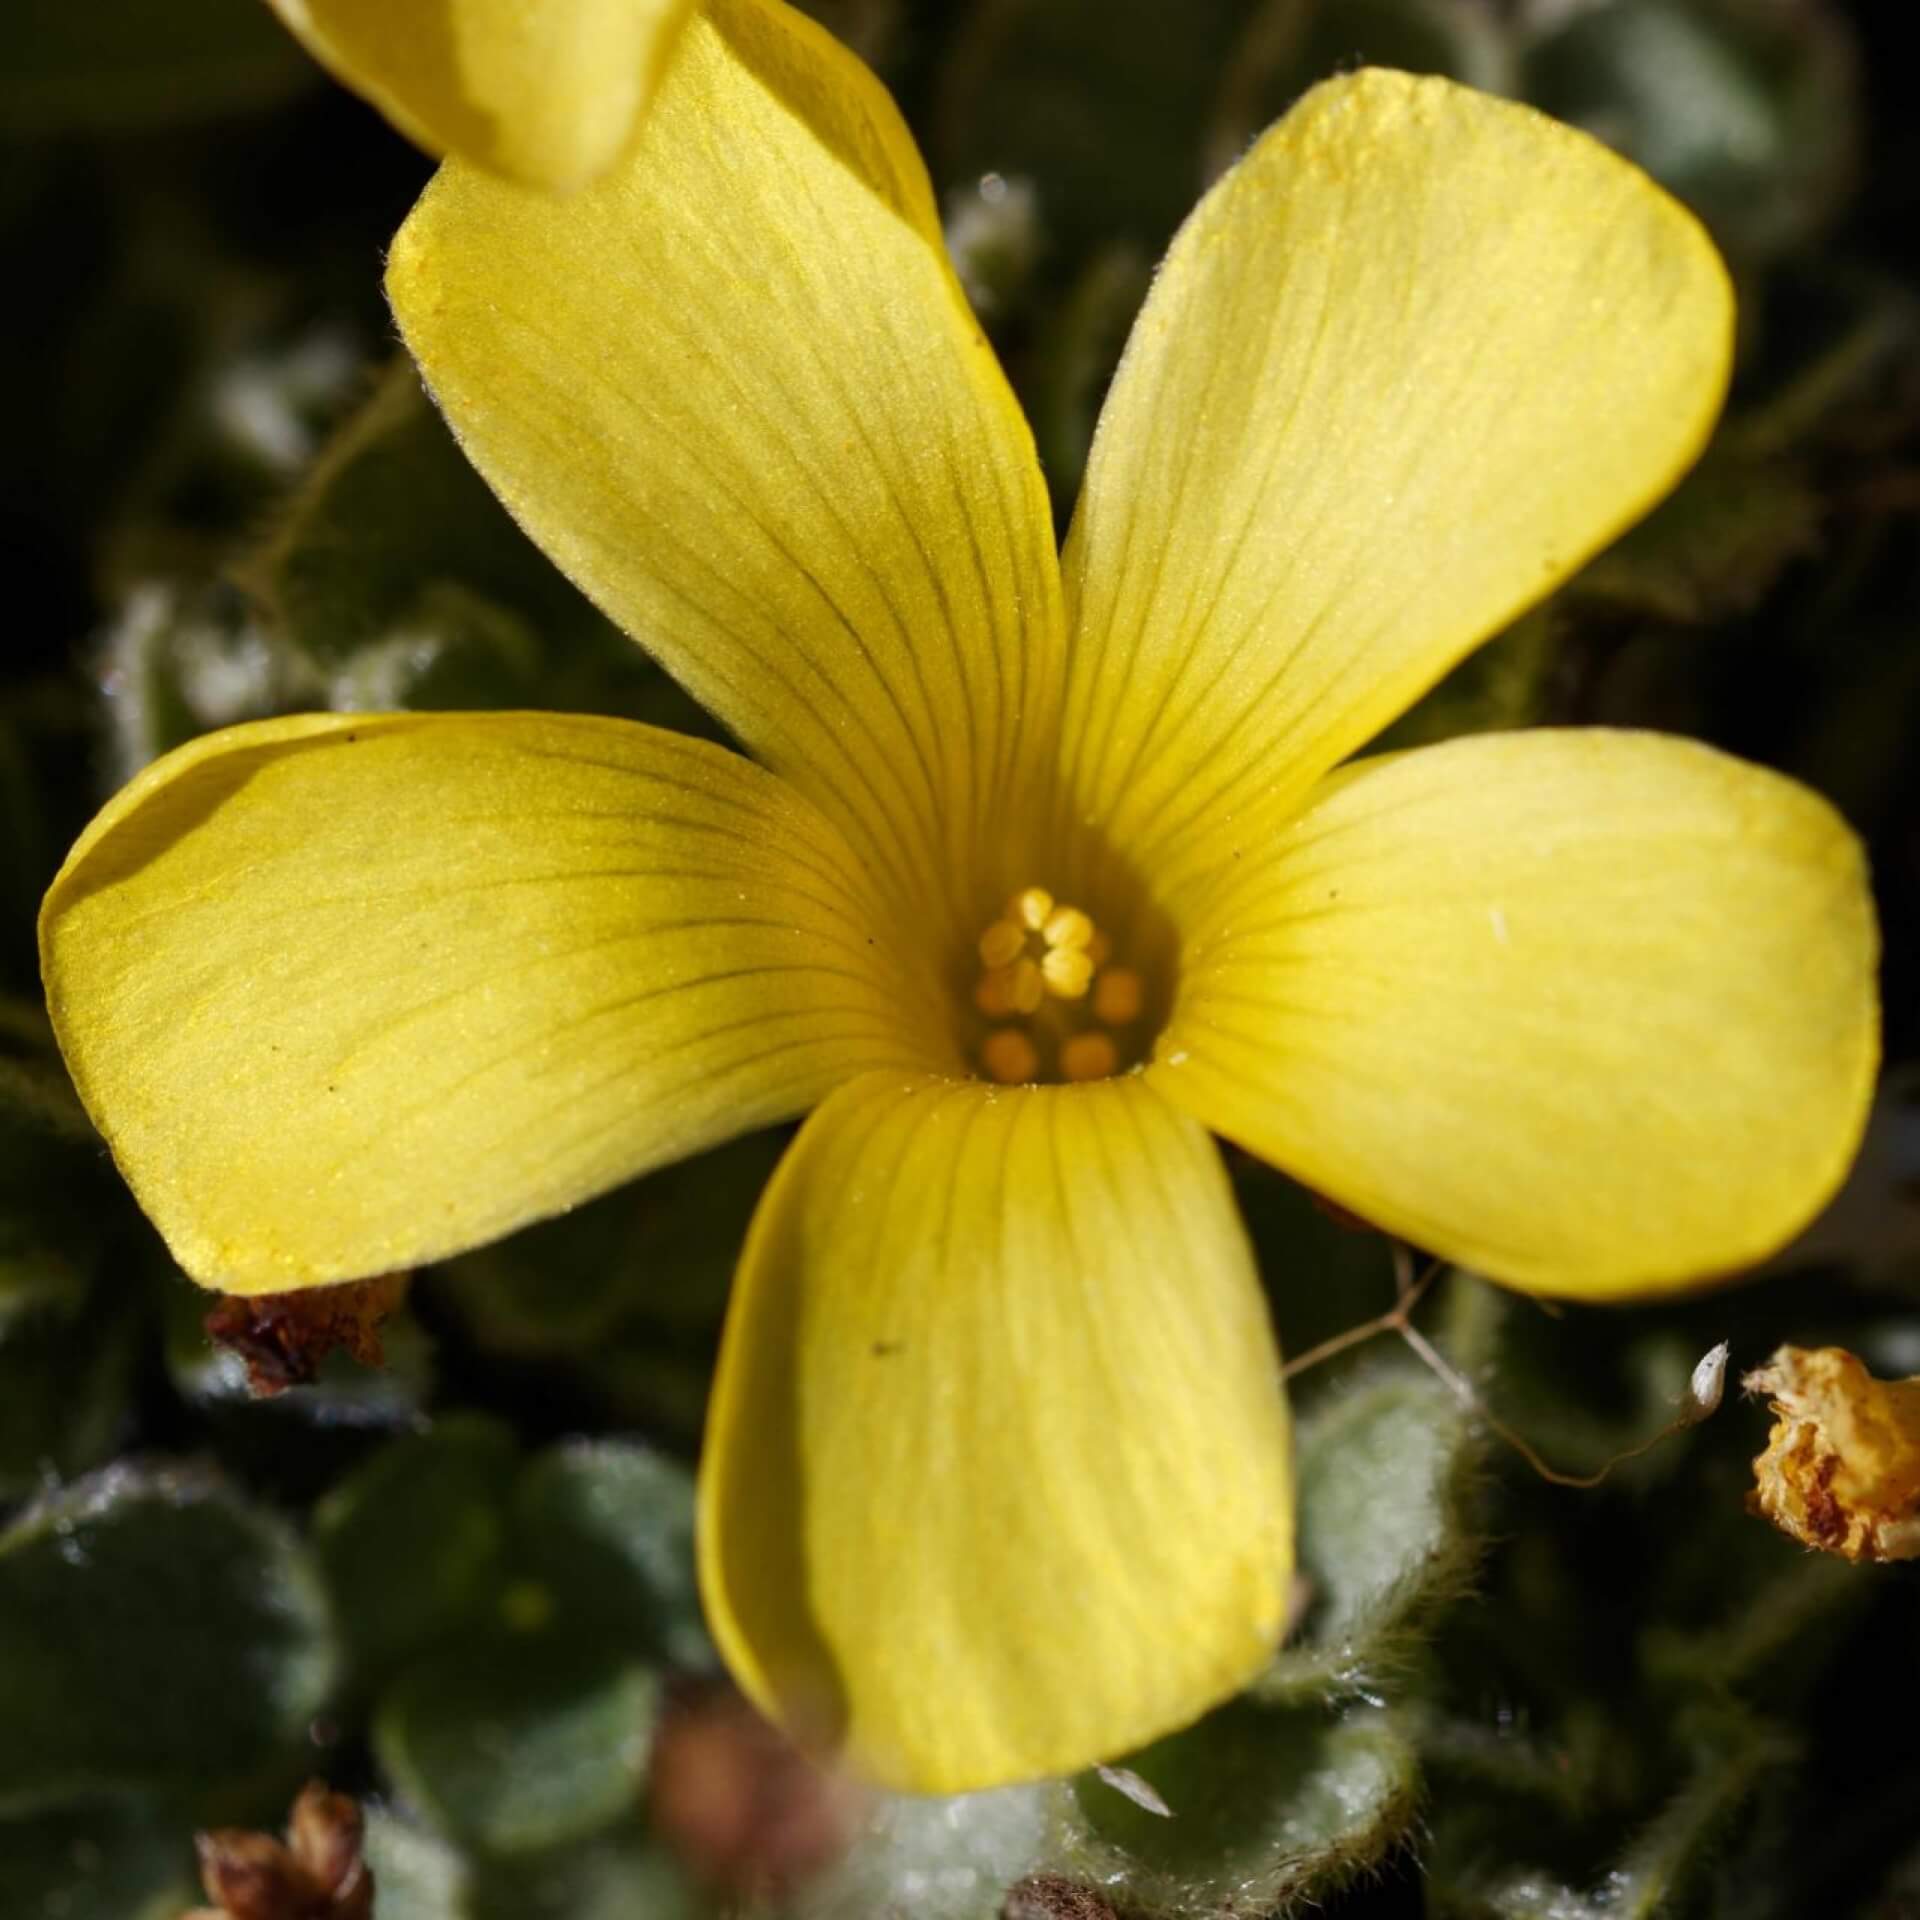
2, 2, 1917, 1915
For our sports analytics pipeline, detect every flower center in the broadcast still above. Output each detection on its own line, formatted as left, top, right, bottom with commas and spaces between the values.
971, 885, 1150, 1085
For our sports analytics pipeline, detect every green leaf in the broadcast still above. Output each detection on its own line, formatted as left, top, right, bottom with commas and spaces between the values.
0, 1463, 336, 1812
511, 1442, 713, 1671
361, 1810, 475, 1920
786, 1779, 1072, 1920
313, 1416, 520, 1690
1602, 1711, 1798, 1920
1428, 1707, 1798, 1920
1069, 1702, 1420, 1918
0, 1800, 197, 1920
1258, 1363, 1481, 1706
375, 1630, 659, 1857
0, 0, 308, 134
790, 1704, 1419, 1920
474, 1824, 703, 1920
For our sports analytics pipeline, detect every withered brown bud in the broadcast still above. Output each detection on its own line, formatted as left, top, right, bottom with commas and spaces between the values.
649, 1681, 862, 1901
290, 1781, 372, 1919
204, 1273, 409, 1397
187, 1780, 372, 1920
1001, 1873, 1122, 1919
193, 1829, 308, 1920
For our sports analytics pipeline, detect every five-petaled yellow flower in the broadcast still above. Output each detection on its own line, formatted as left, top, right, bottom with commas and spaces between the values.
41, 0, 1878, 1795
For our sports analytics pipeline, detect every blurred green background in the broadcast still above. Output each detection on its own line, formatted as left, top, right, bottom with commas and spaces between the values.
2, 1, 1917, 1915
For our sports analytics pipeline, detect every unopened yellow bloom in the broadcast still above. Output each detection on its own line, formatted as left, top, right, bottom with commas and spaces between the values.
41, 0, 1877, 1792
261, 0, 699, 190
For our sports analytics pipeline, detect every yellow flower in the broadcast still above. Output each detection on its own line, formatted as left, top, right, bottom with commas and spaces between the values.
260, 0, 699, 190
41, 0, 1878, 1793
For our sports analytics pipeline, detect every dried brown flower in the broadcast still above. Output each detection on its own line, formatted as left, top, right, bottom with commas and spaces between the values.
185, 1780, 371, 1920
1745, 1344, 1920, 1562
204, 1273, 408, 1396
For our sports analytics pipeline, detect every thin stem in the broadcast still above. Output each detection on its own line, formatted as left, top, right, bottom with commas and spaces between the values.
1278, 1247, 1441, 1381
1278, 1317, 1396, 1381
1281, 1241, 1712, 1489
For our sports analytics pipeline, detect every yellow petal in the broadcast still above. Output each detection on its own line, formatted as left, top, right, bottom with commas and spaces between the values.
263, 0, 696, 190
1058, 71, 1733, 904
699, 1070, 1292, 1792
1153, 730, 1878, 1298
387, 0, 1063, 947
40, 711, 927, 1294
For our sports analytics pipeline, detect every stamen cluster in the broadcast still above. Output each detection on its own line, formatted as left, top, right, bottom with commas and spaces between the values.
973, 886, 1146, 1085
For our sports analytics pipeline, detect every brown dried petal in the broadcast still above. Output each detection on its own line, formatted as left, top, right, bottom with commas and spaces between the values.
1745, 1345, 1920, 1562
195, 1830, 320, 1919
204, 1273, 409, 1396
327, 1865, 374, 1920
193, 1783, 371, 1920
288, 1780, 365, 1894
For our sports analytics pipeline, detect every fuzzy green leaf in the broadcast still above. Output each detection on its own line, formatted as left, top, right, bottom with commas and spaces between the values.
0, 1464, 335, 1811
375, 1631, 658, 1857
362, 1810, 475, 1920
790, 1702, 1419, 1920
474, 1826, 702, 1920
1258, 1364, 1481, 1706
511, 1442, 713, 1671
786, 1779, 1072, 1920
313, 1416, 519, 1690
1070, 1703, 1420, 1917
